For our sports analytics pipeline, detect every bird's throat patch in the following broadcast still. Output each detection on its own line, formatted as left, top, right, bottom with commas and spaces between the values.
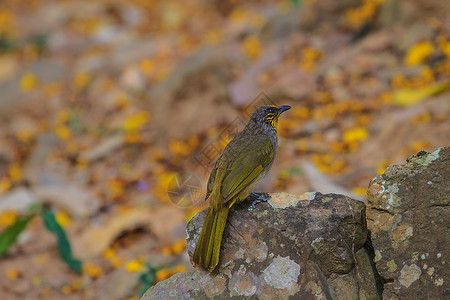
266, 112, 280, 129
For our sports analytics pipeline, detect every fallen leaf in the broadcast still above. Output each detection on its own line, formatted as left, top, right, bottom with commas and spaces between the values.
393, 81, 450, 107
42, 209, 82, 273
0, 213, 36, 257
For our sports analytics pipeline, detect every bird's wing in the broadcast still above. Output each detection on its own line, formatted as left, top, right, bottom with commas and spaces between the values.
220, 137, 274, 203
205, 156, 219, 200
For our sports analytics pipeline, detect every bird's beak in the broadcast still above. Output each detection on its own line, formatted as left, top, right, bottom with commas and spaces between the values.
277, 105, 291, 114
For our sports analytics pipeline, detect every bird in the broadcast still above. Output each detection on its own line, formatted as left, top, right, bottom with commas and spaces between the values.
193, 104, 291, 271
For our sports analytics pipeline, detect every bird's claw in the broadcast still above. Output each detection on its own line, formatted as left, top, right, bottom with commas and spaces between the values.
248, 192, 271, 211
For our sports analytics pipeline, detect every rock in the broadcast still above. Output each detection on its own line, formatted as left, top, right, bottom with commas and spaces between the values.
142, 192, 383, 299
73, 206, 185, 259
0, 188, 37, 214
367, 147, 449, 299
34, 185, 100, 218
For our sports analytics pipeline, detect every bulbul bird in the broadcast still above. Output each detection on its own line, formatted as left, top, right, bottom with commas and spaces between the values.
193, 105, 291, 271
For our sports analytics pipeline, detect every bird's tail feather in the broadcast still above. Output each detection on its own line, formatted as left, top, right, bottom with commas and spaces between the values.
193, 207, 230, 271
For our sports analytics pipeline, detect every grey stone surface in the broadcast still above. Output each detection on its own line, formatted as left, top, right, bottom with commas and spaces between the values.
142, 192, 383, 299
367, 147, 449, 299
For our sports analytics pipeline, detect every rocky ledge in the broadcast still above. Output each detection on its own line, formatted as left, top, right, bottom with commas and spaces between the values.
143, 192, 382, 299
141, 147, 448, 299
366, 147, 449, 299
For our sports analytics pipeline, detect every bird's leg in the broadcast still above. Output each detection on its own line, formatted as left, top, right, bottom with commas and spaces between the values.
248, 192, 271, 211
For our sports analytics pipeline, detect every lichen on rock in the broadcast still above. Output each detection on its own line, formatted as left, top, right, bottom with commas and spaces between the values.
262, 256, 300, 290
367, 147, 449, 299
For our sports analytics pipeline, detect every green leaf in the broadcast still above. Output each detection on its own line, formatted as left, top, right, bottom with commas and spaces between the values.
286, 166, 303, 176
0, 214, 35, 257
137, 263, 160, 296
42, 210, 82, 273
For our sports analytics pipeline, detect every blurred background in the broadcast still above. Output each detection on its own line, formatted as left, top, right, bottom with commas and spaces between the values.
0, 0, 449, 299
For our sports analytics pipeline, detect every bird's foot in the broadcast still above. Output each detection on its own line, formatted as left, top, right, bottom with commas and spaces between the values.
248, 192, 271, 211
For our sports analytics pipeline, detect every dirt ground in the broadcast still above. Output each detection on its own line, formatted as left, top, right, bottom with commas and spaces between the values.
0, 0, 449, 299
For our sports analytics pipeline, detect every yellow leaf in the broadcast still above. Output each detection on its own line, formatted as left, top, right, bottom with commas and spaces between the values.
56, 109, 70, 124
16, 129, 33, 143
20, 72, 37, 92
0, 9, 16, 36
103, 248, 116, 260
342, 127, 368, 143
161, 246, 172, 257
6, 268, 20, 279
250, 14, 266, 28
410, 112, 431, 124
61, 285, 72, 295
110, 256, 122, 268
139, 59, 155, 74
33, 254, 49, 265
73, 71, 91, 89
351, 187, 367, 197
55, 125, 72, 140
172, 265, 186, 273
171, 240, 186, 255
125, 260, 145, 273
156, 269, 171, 281
122, 111, 150, 132
8, 163, 22, 182
168, 140, 191, 157
393, 81, 450, 107
83, 262, 103, 278
125, 131, 141, 143
376, 159, 390, 175
0, 177, 11, 193
55, 211, 72, 228
154, 67, 171, 81
302, 47, 322, 62
441, 41, 450, 57
242, 35, 262, 60
32, 276, 42, 286
0, 210, 18, 229
229, 9, 248, 24
405, 41, 434, 66
202, 29, 222, 45
115, 93, 129, 109
107, 179, 124, 198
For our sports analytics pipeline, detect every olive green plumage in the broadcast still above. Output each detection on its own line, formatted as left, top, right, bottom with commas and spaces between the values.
193, 105, 291, 271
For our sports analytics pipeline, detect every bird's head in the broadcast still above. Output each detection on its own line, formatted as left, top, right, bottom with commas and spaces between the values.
250, 105, 291, 129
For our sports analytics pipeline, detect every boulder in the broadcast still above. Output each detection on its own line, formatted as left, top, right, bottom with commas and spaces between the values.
366, 147, 449, 299
142, 192, 383, 299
